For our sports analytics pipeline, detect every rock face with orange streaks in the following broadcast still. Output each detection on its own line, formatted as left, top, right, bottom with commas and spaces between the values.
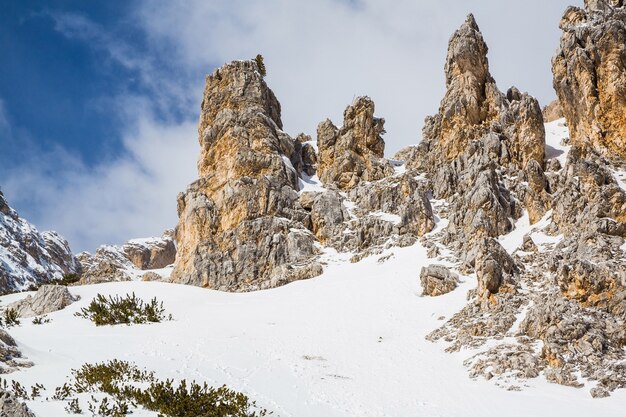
171, 60, 322, 291
553, 0, 626, 160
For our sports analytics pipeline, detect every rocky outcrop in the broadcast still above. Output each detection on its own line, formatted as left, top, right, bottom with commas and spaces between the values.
420, 265, 459, 296
542, 99, 563, 122
404, 14, 546, 275
78, 231, 176, 284
425, 9, 626, 397
0, 329, 30, 373
0, 391, 35, 417
123, 231, 176, 270
0, 191, 80, 293
553, 0, 626, 160
7, 285, 78, 318
171, 60, 322, 291
317, 97, 394, 190
419, 15, 545, 168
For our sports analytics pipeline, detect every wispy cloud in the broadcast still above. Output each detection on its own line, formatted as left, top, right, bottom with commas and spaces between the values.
135, 0, 572, 152
2, 1, 574, 253
2, 113, 197, 252
47, 10, 198, 117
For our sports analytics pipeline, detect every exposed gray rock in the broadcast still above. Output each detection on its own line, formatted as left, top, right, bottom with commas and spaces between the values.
0, 391, 35, 417
553, 1, 626, 160
7, 285, 78, 318
316, 96, 394, 190
420, 265, 459, 296
171, 60, 322, 291
123, 231, 176, 270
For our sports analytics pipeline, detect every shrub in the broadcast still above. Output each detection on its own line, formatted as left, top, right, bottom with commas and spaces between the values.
0, 378, 46, 401
65, 398, 82, 414
254, 54, 266, 77
54, 360, 269, 417
51, 273, 81, 286
3, 308, 21, 328
75, 293, 171, 326
32, 316, 51, 325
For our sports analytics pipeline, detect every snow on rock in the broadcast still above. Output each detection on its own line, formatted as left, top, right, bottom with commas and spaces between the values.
544, 118, 571, 168
0, 191, 80, 293
78, 230, 176, 284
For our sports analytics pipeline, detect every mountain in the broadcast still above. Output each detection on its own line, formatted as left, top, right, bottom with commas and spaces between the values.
0, 191, 80, 293
1, 1, 626, 415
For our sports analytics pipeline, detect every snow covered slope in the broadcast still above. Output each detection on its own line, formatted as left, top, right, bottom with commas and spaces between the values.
2, 240, 625, 417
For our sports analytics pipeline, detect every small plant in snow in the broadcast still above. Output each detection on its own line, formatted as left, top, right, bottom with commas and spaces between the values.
2, 308, 21, 327
32, 315, 51, 325
75, 293, 171, 326
53, 360, 270, 417
65, 398, 82, 414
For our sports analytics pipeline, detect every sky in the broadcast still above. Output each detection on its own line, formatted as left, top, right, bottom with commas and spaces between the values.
0, 0, 576, 253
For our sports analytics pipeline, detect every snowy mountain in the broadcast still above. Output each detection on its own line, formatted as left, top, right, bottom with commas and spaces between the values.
1, 2, 626, 416
0, 191, 80, 293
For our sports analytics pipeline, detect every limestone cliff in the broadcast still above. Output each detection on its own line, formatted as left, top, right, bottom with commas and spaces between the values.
170, 60, 322, 291
553, 0, 626, 160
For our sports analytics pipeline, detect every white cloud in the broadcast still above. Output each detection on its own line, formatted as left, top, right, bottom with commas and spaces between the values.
2, 1, 578, 253
2, 113, 197, 252
135, 0, 575, 153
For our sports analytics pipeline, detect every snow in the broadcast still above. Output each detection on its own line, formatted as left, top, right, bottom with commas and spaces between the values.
3, 242, 626, 417
544, 118, 571, 168
281, 155, 297, 173
389, 159, 406, 176
299, 174, 326, 193
499, 212, 530, 254
126, 237, 164, 246
369, 211, 401, 225
612, 168, 626, 192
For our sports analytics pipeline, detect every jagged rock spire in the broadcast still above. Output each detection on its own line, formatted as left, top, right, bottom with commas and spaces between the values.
171, 59, 322, 291
316, 96, 394, 190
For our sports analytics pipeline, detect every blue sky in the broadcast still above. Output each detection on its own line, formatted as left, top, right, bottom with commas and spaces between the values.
0, 0, 575, 252
2, 1, 140, 164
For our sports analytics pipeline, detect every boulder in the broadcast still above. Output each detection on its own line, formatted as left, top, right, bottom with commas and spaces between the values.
8, 285, 78, 318
420, 265, 460, 296
0, 391, 35, 417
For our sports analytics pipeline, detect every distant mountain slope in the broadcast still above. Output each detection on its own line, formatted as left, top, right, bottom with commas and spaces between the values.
0, 190, 80, 292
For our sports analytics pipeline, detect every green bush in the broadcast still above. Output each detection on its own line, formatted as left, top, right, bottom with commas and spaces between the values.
51, 273, 81, 286
25, 273, 81, 292
75, 293, 171, 326
2, 308, 21, 328
55, 360, 269, 417
32, 316, 51, 325
255, 54, 266, 77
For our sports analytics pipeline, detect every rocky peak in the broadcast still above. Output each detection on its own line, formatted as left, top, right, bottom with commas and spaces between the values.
317, 96, 394, 190
0, 191, 80, 293
171, 59, 322, 291
553, 0, 626, 160
435, 14, 505, 161
196, 60, 287, 180
78, 230, 177, 284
